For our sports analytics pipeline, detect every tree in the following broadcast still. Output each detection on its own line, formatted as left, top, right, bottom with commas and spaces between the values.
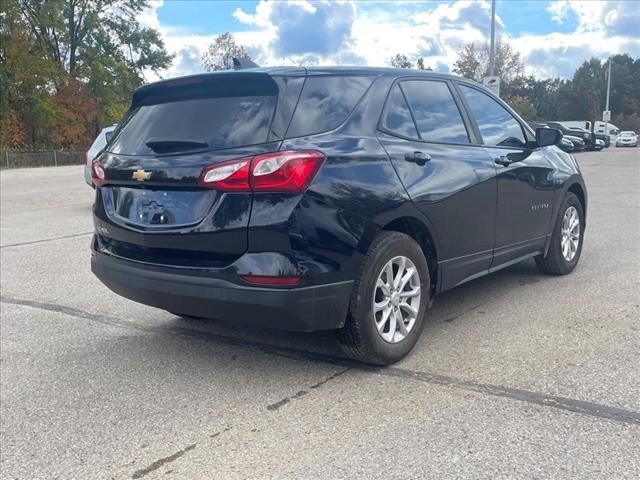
1, 0, 172, 148
202, 32, 250, 71
507, 95, 536, 121
389, 54, 432, 70
18, 0, 172, 132
452, 43, 482, 81
18, 0, 172, 81
389, 54, 413, 69
608, 54, 640, 116
0, 0, 59, 147
453, 41, 524, 84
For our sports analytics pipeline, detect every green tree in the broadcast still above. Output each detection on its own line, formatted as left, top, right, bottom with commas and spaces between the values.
17, 0, 172, 135
568, 58, 606, 121
608, 54, 640, 117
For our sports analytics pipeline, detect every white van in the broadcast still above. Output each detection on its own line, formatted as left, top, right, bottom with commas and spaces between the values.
563, 120, 592, 131
593, 121, 620, 143
561, 120, 619, 145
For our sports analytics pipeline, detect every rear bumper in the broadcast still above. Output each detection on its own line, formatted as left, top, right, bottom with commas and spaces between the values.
91, 252, 353, 332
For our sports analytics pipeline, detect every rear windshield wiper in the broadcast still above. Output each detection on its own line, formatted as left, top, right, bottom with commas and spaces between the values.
145, 138, 209, 154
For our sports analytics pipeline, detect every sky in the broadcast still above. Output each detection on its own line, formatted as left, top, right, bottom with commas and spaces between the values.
138, 0, 640, 80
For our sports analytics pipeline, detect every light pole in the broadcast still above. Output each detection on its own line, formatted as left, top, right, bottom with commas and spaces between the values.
604, 59, 612, 143
489, 0, 496, 77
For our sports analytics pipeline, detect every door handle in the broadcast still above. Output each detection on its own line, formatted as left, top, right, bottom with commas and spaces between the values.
405, 151, 431, 165
494, 156, 512, 166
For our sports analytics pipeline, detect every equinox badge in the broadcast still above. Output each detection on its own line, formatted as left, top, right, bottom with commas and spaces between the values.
132, 169, 152, 182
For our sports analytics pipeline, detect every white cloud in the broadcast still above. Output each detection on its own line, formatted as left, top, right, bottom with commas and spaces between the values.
141, 0, 639, 81
521, 1, 640, 77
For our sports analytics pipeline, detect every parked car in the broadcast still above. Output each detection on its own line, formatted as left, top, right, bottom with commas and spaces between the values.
91, 68, 587, 365
562, 120, 610, 147
529, 121, 585, 152
616, 131, 638, 147
564, 135, 586, 152
547, 121, 595, 150
569, 127, 604, 151
84, 125, 117, 187
559, 137, 575, 153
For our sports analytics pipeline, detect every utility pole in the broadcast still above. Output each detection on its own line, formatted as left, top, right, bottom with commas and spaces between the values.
489, 0, 496, 77
604, 59, 612, 144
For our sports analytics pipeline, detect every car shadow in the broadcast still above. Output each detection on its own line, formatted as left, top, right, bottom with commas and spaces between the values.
150, 258, 545, 364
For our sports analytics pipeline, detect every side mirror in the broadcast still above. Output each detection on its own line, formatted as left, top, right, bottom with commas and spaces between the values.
536, 127, 562, 147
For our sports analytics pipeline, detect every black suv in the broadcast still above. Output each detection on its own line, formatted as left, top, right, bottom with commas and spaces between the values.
91, 67, 587, 365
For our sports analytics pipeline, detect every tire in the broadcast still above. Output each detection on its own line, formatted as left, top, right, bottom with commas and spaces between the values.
336, 232, 430, 365
535, 192, 584, 275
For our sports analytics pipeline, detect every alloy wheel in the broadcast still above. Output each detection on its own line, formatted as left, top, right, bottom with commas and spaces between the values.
561, 206, 580, 261
372, 256, 421, 343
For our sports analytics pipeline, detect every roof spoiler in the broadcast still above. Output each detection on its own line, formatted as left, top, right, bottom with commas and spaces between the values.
232, 57, 260, 70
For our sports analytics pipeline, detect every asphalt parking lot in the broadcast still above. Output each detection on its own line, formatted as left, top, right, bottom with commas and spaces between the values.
1, 147, 639, 479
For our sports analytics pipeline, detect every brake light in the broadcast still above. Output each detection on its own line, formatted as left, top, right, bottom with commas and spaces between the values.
198, 151, 324, 193
84, 152, 89, 165
92, 161, 107, 187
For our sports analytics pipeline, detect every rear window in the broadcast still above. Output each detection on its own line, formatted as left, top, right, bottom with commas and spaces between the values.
107, 76, 278, 156
286, 75, 374, 138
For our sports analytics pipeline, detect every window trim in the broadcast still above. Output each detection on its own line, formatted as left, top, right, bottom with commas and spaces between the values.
377, 77, 481, 147
454, 82, 531, 150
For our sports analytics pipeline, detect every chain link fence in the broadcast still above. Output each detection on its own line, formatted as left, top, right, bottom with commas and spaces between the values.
1, 150, 86, 169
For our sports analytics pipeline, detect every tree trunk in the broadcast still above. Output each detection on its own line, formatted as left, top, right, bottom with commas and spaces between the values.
68, 1, 76, 75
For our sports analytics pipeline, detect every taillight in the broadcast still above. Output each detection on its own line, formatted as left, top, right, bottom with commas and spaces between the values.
199, 159, 250, 191
92, 161, 107, 187
198, 151, 324, 193
84, 152, 89, 165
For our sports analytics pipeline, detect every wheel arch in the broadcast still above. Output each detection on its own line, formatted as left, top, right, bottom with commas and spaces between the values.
567, 182, 587, 227
381, 216, 439, 295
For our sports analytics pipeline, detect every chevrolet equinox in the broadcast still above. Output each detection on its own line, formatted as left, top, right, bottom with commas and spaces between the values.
91, 67, 587, 365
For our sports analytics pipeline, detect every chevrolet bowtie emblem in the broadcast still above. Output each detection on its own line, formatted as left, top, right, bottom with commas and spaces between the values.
132, 169, 152, 181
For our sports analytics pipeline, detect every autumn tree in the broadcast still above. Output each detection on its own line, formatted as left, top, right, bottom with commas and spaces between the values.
452, 43, 482, 80
0, 1, 59, 147
453, 41, 524, 85
1, 0, 172, 148
19, 0, 172, 131
202, 32, 251, 71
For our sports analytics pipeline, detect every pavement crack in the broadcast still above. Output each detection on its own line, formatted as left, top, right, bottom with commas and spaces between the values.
0, 231, 93, 249
3, 295, 640, 427
266, 368, 350, 411
131, 443, 196, 479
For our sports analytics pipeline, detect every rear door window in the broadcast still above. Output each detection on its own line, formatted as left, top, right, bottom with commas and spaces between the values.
400, 80, 470, 144
380, 84, 419, 140
286, 76, 374, 138
108, 76, 279, 156
459, 85, 526, 148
